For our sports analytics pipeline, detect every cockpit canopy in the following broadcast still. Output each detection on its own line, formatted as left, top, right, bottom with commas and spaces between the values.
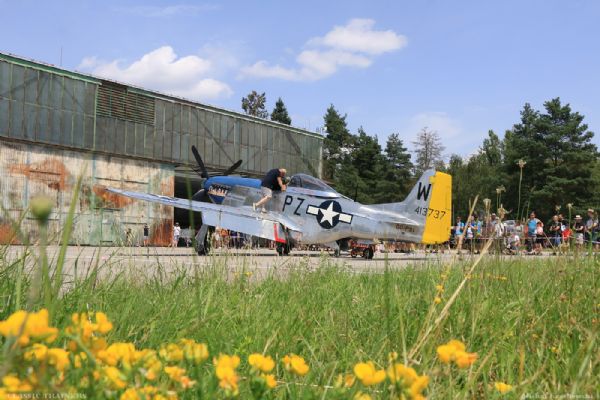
288, 174, 336, 193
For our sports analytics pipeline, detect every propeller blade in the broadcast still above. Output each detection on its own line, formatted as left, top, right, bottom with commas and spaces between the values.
222, 160, 243, 176
191, 145, 209, 178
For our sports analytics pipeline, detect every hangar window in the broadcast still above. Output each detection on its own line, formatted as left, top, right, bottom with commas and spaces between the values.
97, 81, 155, 125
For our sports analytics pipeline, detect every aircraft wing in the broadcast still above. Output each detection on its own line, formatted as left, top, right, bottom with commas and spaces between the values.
105, 187, 301, 243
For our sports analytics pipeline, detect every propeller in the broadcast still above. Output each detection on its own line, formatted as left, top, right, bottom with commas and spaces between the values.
191, 145, 209, 178
191, 145, 243, 178
222, 159, 243, 176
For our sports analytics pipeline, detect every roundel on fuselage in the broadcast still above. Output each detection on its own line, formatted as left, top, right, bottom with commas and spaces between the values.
306, 200, 353, 229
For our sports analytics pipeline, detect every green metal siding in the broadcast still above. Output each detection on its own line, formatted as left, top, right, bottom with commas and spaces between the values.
0, 53, 323, 178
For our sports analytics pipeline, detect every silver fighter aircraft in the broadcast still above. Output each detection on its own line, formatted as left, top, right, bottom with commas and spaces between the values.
107, 167, 452, 258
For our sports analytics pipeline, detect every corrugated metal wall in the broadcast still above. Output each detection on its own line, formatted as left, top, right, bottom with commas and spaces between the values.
0, 141, 174, 245
0, 55, 323, 179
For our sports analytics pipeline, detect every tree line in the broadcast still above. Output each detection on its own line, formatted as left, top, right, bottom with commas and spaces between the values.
448, 98, 599, 223
241, 91, 599, 223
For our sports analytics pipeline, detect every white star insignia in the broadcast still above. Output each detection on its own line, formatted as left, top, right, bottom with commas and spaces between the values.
319, 201, 339, 225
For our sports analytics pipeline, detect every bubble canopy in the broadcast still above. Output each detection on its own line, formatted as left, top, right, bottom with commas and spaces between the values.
288, 174, 337, 193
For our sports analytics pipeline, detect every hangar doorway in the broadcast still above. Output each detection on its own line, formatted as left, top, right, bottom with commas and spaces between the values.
173, 172, 204, 246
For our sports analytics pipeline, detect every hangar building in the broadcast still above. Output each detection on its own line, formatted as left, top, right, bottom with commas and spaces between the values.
0, 52, 323, 245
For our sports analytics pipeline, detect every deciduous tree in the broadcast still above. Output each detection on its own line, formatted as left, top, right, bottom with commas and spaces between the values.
412, 128, 445, 175
241, 91, 268, 118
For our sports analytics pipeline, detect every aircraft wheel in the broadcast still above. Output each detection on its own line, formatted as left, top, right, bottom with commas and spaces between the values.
363, 247, 374, 260
333, 249, 341, 257
196, 231, 211, 256
276, 243, 290, 256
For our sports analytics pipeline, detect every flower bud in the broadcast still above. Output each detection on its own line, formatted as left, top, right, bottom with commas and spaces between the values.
30, 196, 54, 223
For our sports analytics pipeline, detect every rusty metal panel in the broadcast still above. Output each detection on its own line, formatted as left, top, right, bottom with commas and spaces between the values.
0, 139, 174, 246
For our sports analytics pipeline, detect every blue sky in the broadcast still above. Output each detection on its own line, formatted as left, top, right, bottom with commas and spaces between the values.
2, 0, 599, 157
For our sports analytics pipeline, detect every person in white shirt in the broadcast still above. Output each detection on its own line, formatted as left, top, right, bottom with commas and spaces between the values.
172, 222, 181, 248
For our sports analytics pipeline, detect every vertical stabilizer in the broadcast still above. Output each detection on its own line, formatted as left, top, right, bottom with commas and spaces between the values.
375, 169, 452, 244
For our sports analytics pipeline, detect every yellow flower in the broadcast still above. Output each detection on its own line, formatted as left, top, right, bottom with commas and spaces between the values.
282, 354, 310, 376
140, 386, 158, 396
435, 285, 444, 292
409, 375, 429, 399
0, 309, 58, 346
159, 343, 184, 362
354, 392, 372, 400
437, 339, 477, 368
25, 343, 48, 361
214, 354, 240, 395
97, 342, 137, 367
335, 374, 356, 388
164, 366, 186, 381
262, 373, 277, 389
103, 366, 127, 389
436, 344, 455, 364
446, 340, 466, 352
387, 363, 428, 399
353, 361, 386, 386
214, 354, 241, 372
67, 312, 112, 341
248, 353, 275, 373
494, 381, 513, 393
455, 351, 478, 368
180, 339, 208, 365
434, 297, 442, 304
120, 388, 140, 400
47, 348, 70, 371
387, 363, 417, 383
95, 312, 113, 334
74, 352, 88, 368
2, 375, 33, 392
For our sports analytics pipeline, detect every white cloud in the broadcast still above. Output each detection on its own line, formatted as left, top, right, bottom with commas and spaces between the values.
79, 46, 233, 101
240, 18, 406, 81
402, 111, 488, 158
241, 61, 300, 81
115, 4, 219, 17
309, 18, 407, 55
410, 112, 461, 139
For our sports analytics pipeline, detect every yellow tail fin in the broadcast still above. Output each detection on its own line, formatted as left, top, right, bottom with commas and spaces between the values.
421, 171, 452, 244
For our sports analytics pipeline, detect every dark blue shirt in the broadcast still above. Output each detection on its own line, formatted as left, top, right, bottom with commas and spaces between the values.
261, 169, 282, 190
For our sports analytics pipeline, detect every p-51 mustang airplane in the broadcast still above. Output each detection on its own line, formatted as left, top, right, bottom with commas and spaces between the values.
107, 147, 452, 258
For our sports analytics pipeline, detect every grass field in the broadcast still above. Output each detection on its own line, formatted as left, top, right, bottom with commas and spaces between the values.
0, 242, 598, 399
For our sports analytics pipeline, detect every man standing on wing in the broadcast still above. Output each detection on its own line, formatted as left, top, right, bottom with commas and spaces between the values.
253, 168, 287, 212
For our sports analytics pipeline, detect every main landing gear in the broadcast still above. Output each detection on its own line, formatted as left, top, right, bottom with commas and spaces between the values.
276, 242, 291, 256
195, 225, 212, 255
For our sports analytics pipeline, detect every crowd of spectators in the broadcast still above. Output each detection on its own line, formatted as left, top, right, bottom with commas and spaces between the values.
450, 208, 599, 254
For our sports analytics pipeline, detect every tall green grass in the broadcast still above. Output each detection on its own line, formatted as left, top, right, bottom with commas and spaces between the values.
1, 248, 598, 397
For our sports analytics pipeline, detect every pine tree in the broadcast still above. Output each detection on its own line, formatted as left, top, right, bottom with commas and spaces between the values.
377, 133, 413, 202
322, 105, 354, 181
270, 97, 292, 125
503, 98, 598, 221
352, 127, 384, 203
241, 91, 268, 118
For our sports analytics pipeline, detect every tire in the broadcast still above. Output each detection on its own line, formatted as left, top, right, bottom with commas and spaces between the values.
363, 247, 374, 259
276, 242, 290, 256
196, 230, 211, 256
